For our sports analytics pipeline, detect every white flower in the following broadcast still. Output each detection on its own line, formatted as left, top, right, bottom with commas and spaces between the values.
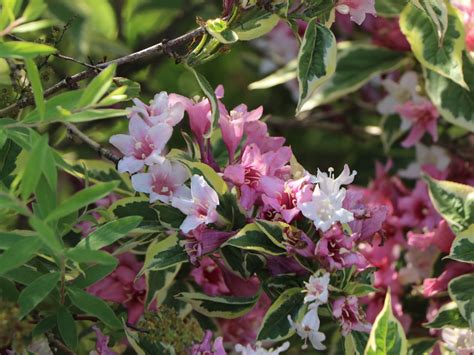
398, 144, 451, 179
234, 341, 290, 355
303, 272, 330, 305
442, 327, 474, 355
376, 71, 419, 115
129, 91, 185, 127
311, 164, 357, 195
288, 304, 326, 351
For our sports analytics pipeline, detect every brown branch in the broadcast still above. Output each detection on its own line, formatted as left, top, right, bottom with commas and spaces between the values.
0, 26, 206, 116
65, 122, 120, 164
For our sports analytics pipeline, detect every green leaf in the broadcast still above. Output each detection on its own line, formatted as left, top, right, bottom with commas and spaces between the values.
175, 291, 260, 319
18, 271, 60, 318
344, 282, 379, 297
0, 41, 56, 58
449, 224, 474, 263
0, 235, 43, 275
66, 249, 118, 266
257, 288, 305, 341
67, 287, 122, 329
145, 265, 181, 308
33, 316, 56, 337
249, 60, 297, 90
0, 277, 19, 302
29, 215, 64, 252
46, 182, 119, 222
185, 66, 219, 139
24, 58, 45, 120
448, 273, 474, 326
71, 264, 117, 288
63, 108, 127, 123
177, 159, 228, 195
22, 0, 47, 21
20, 134, 50, 200
12, 19, 54, 33
364, 292, 408, 355
155, 203, 186, 229
296, 19, 337, 113
423, 302, 469, 329
299, 44, 407, 112
410, 0, 448, 45
232, 7, 280, 41
400, 2, 466, 88
424, 53, 474, 132
224, 223, 286, 255
350, 331, 370, 355
138, 234, 188, 277
77, 64, 117, 108
424, 175, 474, 233
206, 18, 238, 44
57, 306, 78, 350
23, 90, 83, 123
375, 0, 408, 17
407, 338, 437, 355
73, 216, 142, 251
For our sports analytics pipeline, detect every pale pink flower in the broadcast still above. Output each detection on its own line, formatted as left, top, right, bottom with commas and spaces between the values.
453, 0, 474, 51
244, 121, 285, 153
377, 71, 419, 115
171, 175, 220, 233
219, 104, 263, 161
333, 296, 371, 336
131, 159, 189, 203
191, 256, 230, 296
336, 0, 376, 25
288, 303, 326, 351
191, 330, 227, 355
406, 220, 455, 254
91, 326, 116, 355
303, 272, 330, 305
110, 116, 172, 173
396, 98, 439, 147
234, 341, 290, 355
129, 91, 184, 127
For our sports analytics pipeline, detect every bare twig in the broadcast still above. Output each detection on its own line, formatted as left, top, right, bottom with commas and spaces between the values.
0, 26, 206, 116
65, 122, 120, 164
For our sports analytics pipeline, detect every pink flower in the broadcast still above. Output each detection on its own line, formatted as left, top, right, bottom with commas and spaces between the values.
87, 253, 150, 324
224, 143, 292, 210
171, 175, 220, 233
333, 296, 371, 335
131, 159, 189, 203
191, 330, 227, 355
336, 0, 376, 25
396, 98, 439, 148
244, 121, 285, 154
129, 91, 184, 127
260, 176, 309, 223
110, 116, 173, 173
423, 262, 474, 297
219, 104, 263, 162
184, 227, 233, 265
406, 220, 455, 254
191, 257, 230, 296
91, 326, 116, 355
453, 0, 474, 51
316, 227, 368, 271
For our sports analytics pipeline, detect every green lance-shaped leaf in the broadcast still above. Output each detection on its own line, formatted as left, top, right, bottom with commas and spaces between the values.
224, 223, 286, 255
424, 175, 474, 234
400, 2, 467, 88
424, 302, 469, 329
448, 273, 474, 326
145, 264, 181, 308
20, 134, 50, 200
24, 58, 45, 120
449, 224, 474, 263
346, 331, 370, 355
248, 59, 297, 90
364, 292, 408, 355
0, 237, 43, 276
185, 66, 219, 139
299, 44, 407, 112
175, 291, 260, 319
77, 64, 117, 108
424, 53, 474, 132
46, 181, 119, 222
72, 263, 117, 289
29, 215, 64, 252
232, 7, 280, 41
67, 287, 122, 329
57, 306, 78, 350
73, 216, 142, 251
257, 287, 305, 342
18, 271, 60, 318
0, 41, 56, 58
138, 234, 188, 277
296, 19, 337, 113
66, 249, 118, 266
375, 0, 408, 17
178, 160, 228, 195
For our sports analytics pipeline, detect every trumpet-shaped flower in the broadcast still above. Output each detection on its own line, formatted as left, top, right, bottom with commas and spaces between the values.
288, 304, 326, 351
303, 272, 330, 305
312, 164, 357, 196
129, 91, 184, 127
131, 159, 189, 203
171, 175, 220, 233
333, 296, 371, 335
191, 330, 227, 355
336, 0, 376, 25
110, 117, 173, 173
376, 71, 419, 115
234, 341, 290, 355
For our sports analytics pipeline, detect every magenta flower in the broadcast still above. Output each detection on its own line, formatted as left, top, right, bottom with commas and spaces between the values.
129, 91, 184, 127
191, 330, 227, 355
219, 104, 263, 162
91, 326, 116, 355
131, 159, 189, 203
283, 228, 316, 258
336, 0, 376, 25
171, 175, 220, 233
260, 176, 309, 223
87, 253, 151, 324
315, 227, 368, 271
423, 262, 474, 297
244, 121, 285, 154
191, 256, 230, 296
224, 143, 292, 209
184, 227, 233, 265
109, 116, 173, 173
333, 296, 371, 336
396, 98, 439, 148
